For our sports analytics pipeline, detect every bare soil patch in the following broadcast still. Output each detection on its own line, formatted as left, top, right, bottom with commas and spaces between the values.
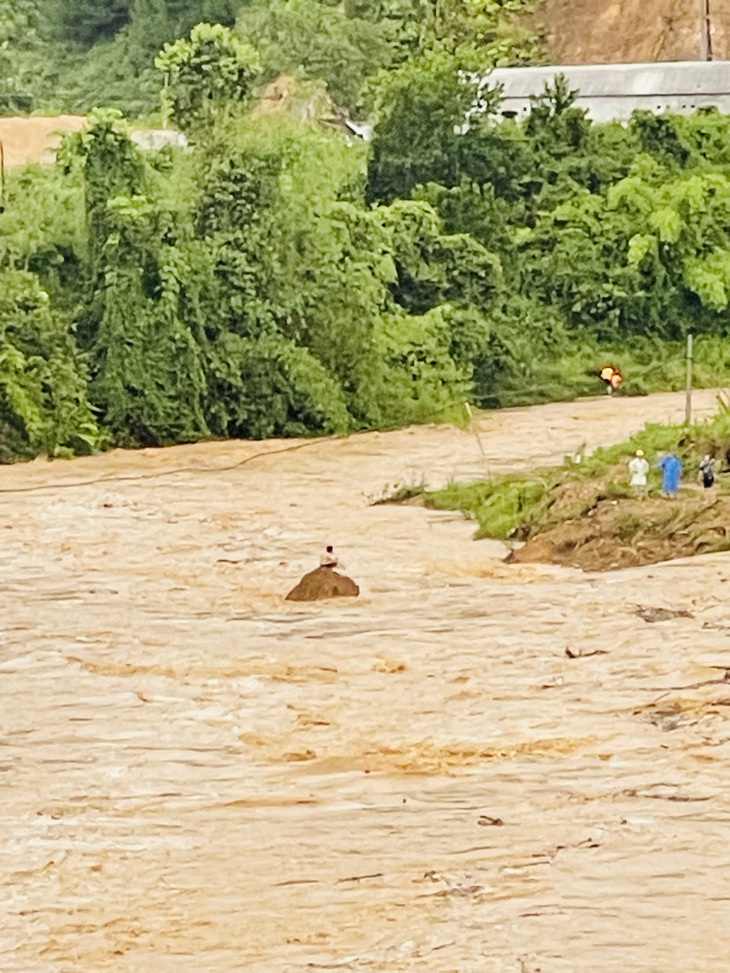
0, 115, 86, 168
508, 492, 730, 571
541, 0, 730, 63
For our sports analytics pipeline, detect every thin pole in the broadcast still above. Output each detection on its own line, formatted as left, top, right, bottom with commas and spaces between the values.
700, 0, 713, 61
685, 333, 693, 425
464, 401, 486, 458
162, 72, 169, 129
0, 140, 5, 213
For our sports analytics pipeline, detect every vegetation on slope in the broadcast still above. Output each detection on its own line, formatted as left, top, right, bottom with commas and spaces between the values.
0, 0, 542, 116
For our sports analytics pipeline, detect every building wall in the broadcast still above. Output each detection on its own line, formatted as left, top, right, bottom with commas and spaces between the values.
487, 61, 730, 122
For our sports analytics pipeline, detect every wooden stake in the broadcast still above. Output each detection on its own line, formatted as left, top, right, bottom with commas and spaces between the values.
464, 401, 486, 458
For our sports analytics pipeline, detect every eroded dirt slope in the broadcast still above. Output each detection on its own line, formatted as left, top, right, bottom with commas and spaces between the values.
3, 389, 730, 972
543, 0, 730, 63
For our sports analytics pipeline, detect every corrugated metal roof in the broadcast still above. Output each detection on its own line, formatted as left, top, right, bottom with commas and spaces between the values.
480, 61, 730, 122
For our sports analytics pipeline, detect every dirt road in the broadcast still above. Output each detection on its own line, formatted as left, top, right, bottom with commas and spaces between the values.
3, 389, 730, 972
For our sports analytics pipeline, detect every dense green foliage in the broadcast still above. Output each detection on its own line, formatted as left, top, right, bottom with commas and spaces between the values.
2, 6, 730, 461
0, 0, 56, 112
366, 70, 730, 407
0, 269, 99, 461
156, 22, 261, 135
0, 88, 489, 453
0, 0, 540, 115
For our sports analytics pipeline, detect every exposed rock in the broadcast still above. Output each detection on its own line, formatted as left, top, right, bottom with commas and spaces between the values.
285, 566, 359, 602
636, 605, 694, 623
255, 74, 372, 140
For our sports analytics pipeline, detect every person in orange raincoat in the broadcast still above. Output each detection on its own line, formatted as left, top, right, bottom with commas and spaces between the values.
600, 365, 623, 394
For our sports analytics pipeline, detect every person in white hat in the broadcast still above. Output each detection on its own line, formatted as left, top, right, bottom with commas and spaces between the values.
628, 448, 650, 496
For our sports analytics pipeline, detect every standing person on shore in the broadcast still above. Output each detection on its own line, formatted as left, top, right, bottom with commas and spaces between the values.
699, 454, 716, 490
628, 448, 650, 496
659, 452, 682, 498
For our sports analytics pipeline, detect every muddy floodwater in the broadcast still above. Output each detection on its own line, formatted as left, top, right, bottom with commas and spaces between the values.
4, 390, 730, 972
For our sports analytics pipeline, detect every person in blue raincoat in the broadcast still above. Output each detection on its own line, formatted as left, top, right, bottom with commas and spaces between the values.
659, 452, 682, 497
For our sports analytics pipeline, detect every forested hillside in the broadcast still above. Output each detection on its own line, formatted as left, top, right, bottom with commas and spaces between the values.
0, 0, 540, 115
2, 5, 730, 461
1, 1, 239, 114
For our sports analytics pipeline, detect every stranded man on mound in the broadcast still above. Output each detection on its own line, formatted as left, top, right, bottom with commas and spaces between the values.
320, 545, 339, 569
286, 544, 360, 602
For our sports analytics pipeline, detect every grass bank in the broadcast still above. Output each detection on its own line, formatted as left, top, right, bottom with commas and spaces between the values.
478, 335, 730, 410
396, 399, 730, 570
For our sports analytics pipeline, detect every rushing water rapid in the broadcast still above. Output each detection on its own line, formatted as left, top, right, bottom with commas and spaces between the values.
3, 390, 730, 972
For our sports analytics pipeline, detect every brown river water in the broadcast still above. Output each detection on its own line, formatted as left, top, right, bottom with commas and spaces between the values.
4, 389, 730, 972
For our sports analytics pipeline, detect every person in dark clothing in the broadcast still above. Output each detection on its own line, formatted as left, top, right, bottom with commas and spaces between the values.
699, 455, 715, 489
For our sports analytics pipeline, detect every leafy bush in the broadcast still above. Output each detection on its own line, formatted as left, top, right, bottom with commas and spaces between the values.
0, 270, 99, 461
359, 307, 472, 426
205, 332, 352, 438
155, 22, 261, 136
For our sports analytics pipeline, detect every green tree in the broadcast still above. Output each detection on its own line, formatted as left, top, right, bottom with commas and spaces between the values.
187, 130, 361, 432
0, 269, 99, 461
0, 0, 57, 111
63, 112, 208, 444
59, 108, 147, 287
381, 199, 501, 314
54, 0, 131, 45
344, 0, 429, 62
345, 0, 541, 68
236, 0, 389, 110
364, 306, 472, 426
155, 22, 261, 135
124, 0, 241, 72
91, 195, 209, 445
367, 53, 502, 202
205, 331, 352, 437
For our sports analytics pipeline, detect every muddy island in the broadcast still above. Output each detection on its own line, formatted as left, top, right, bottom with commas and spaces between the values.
286, 566, 360, 601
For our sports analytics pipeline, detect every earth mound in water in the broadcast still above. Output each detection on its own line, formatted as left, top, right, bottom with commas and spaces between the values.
285, 567, 360, 601
507, 494, 730, 572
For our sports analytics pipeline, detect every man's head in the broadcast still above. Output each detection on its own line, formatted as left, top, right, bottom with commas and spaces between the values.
636, 449, 644, 458
326, 545, 333, 553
